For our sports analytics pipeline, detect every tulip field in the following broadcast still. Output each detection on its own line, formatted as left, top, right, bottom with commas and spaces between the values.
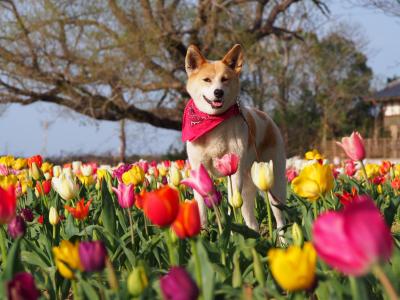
0, 133, 400, 299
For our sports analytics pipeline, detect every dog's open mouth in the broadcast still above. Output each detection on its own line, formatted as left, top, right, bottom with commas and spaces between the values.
203, 95, 224, 109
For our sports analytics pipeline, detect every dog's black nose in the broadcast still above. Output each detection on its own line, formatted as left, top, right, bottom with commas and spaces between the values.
214, 89, 224, 98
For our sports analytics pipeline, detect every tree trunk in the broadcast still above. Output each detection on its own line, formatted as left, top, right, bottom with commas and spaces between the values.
119, 119, 126, 163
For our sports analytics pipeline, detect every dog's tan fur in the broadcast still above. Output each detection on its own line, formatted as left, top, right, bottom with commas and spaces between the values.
185, 44, 286, 231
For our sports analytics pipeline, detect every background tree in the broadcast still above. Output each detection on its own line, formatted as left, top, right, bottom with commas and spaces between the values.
0, 0, 328, 131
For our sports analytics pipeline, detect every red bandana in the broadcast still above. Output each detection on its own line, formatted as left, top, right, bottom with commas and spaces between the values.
182, 99, 240, 142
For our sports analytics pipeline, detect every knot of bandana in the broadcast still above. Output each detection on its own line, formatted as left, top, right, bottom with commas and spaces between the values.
182, 99, 240, 142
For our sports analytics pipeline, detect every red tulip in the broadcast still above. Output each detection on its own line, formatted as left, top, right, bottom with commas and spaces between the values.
336, 131, 366, 161
37, 215, 44, 224
213, 153, 239, 177
27, 155, 43, 168
391, 178, 400, 190
36, 180, 52, 195
7, 272, 40, 300
313, 195, 393, 276
143, 186, 179, 227
65, 198, 92, 220
0, 185, 17, 224
172, 201, 201, 239
335, 187, 358, 206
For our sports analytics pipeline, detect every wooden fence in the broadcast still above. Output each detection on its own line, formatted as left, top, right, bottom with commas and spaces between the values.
324, 138, 400, 159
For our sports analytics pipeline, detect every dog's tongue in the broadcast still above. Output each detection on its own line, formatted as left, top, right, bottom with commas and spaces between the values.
213, 101, 223, 108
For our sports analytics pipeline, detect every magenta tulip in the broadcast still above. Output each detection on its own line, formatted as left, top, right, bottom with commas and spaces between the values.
181, 164, 221, 208
336, 131, 366, 161
8, 215, 26, 239
213, 153, 239, 177
7, 272, 40, 300
79, 241, 107, 272
312, 195, 393, 276
160, 267, 199, 300
112, 182, 135, 208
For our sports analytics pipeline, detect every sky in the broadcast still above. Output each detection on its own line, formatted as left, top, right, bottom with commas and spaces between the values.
1, 1, 400, 158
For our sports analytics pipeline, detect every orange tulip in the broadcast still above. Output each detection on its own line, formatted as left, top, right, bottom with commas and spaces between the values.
65, 198, 92, 220
172, 200, 201, 239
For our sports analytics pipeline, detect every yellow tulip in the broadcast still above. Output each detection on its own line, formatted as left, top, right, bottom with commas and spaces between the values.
77, 174, 94, 186
12, 158, 27, 170
0, 155, 15, 167
250, 161, 274, 191
394, 164, 400, 178
291, 163, 334, 201
0, 175, 18, 189
361, 163, 379, 179
158, 165, 168, 177
41, 162, 53, 173
52, 240, 83, 279
122, 165, 145, 185
268, 242, 317, 292
304, 149, 324, 160
97, 168, 108, 181
30, 162, 42, 180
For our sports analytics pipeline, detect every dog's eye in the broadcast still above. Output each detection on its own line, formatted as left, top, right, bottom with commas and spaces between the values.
203, 78, 211, 83
221, 77, 229, 83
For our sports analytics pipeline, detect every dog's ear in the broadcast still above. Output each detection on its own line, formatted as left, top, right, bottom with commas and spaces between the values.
222, 44, 243, 74
185, 45, 206, 76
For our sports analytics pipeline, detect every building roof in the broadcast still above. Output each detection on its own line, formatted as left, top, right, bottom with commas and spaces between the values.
373, 79, 400, 101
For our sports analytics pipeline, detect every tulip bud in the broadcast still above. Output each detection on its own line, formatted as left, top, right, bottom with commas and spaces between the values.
250, 161, 274, 192
169, 165, 182, 187
8, 216, 26, 239
127, 266, 148, 296
72, 161, 82, 174
30, 162, 42, 181
230, 188, 243, 209
251, 248, 265, 288
53, 165, 62, 177
232, 251, 242, 288
49, 207, 60, 225
292, 222, 304, 247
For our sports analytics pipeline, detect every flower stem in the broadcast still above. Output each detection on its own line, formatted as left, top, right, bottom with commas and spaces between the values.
212, 203, 223, 235
0, 226, 7, 269
313, 201, 318, 220
52, 225, 56, 240
164, 230, 177, 266
190, 239, 203, 293
264, 191, 273, 241
127, 209, 134, 248
71, 280, 80, 300
360, 160, 373, 194
372, 264, 399, 300
349, 276, 362, 300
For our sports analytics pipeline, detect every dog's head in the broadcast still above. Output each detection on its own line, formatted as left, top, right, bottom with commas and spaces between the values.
185, 44, 243, 115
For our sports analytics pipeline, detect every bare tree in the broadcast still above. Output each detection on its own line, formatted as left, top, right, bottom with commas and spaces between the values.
349, 0, 400, 17
0, 0, 328, 131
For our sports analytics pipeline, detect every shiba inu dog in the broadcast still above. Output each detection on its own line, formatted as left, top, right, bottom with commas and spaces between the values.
182, 44, 286, 232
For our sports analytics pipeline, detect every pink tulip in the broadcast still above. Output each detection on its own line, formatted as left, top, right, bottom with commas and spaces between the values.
112, 182, 135, 209
181, 164, 221, 208
285, 168, 298, 183
213, 153, 239, 177
336, 131, 366, 161
344, 160, 357, 176
312, 195, 393, 276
